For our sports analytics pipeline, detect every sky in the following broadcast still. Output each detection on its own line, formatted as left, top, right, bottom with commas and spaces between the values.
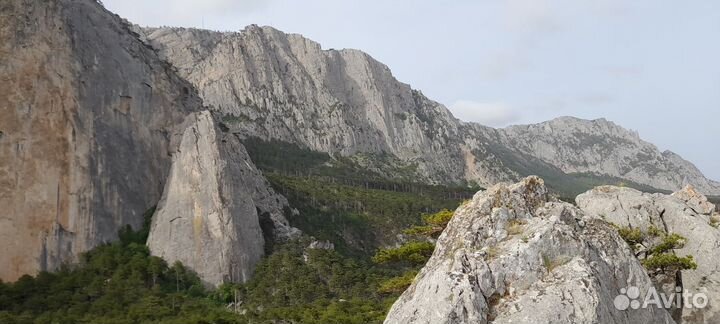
104, 0, 720, 180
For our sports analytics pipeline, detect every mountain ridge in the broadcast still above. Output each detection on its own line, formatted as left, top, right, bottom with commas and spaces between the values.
139, 25, 720, 195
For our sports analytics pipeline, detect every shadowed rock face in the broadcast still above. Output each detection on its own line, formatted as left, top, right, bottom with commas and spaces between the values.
141, 27, 720, 195
384, 177, 674, 324
146, 111, 298, 287
578, 185, 720, 323
0, 0, 203, 281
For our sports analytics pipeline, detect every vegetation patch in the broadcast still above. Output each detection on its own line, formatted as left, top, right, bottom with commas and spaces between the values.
377, 271, 418, 294
613, 225, 697, 276
371, 209, 456, 294
0, 221, 237, 324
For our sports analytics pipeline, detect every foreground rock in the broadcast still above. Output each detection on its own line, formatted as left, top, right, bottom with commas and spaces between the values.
385, 177, 674, 324
147, 111, 298, 286
577, 185, 720, 323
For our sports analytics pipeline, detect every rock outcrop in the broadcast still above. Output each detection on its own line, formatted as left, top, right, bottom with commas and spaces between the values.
0, 0, 203, 281
140, 26, 720, 195
146, 111, 297, 287
577, 186, 720, 323
384, 177, 674, 324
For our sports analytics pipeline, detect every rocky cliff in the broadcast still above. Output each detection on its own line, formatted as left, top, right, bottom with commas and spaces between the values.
140, 26, 474, 185
140, 26, 720, 195
0, 0, 206, 281
146, 111, 298, 287
385, 177, 720, 323
0, 0, 295, 285
384, 177, 675, 324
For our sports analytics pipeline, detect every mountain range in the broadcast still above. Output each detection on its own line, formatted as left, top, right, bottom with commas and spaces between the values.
140, 25, 720, 195
1, 0, 719, 323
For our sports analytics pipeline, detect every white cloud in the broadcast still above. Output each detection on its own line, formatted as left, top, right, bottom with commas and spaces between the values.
449, 100, 522, 127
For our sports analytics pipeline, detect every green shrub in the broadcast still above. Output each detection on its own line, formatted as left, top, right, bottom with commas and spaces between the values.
642, 254, 697, 273
613, 225, 697, 276
404, 209, 455, 238
378, 271, 418, 294
372, 242, 435, 265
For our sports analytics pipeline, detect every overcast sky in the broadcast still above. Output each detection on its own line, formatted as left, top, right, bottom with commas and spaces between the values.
104, 0, 720, 180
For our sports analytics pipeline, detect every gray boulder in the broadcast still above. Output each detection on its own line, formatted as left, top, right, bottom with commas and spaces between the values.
577, 186, 720, 323
384, 177, 674, 324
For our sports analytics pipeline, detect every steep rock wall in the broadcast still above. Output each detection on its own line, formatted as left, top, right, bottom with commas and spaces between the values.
0, 0, 202, 281
147, 111, 298, 287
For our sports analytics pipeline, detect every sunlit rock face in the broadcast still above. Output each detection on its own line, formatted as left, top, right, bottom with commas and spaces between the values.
147, 111, 298, 287
0, 0, 202, 281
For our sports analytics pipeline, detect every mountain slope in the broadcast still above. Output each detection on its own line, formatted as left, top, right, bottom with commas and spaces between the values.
141, 26, 720, 196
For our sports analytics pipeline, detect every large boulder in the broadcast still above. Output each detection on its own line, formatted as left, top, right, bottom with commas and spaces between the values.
577, 186, 720, 323
147, 111, 298, 287
384, 177, 673, 324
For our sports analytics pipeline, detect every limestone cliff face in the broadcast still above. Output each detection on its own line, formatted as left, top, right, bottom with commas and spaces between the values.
577, 185, 720, 323
146, 111, 298, 287
140, 26, 512, 186
0, 0, 204, 281
141, 26, 720, 195
384, 177, 674, 324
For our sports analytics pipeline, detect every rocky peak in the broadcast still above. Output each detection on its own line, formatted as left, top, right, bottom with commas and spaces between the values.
497, 116, 720, 195
146, 111, 298, 287
385, 176, 674, 324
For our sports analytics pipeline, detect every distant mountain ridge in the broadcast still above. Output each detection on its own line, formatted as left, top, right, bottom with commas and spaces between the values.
140, 25, 720, 195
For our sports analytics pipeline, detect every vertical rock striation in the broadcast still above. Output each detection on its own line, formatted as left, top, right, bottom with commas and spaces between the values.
141, 26, 720, 195
0, 0, 204, 281
146, 111, 297, 287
